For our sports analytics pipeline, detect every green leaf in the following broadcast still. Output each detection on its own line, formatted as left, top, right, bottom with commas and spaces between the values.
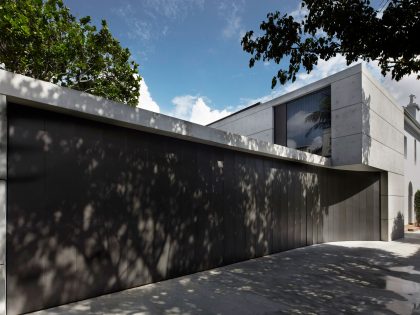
0, 0, 141, 105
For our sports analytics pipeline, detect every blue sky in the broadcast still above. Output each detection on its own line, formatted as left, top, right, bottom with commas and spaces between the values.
65, 0, 419, 125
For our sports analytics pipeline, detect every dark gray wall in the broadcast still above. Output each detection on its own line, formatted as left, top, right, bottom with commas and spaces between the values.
7, 103, 380, 314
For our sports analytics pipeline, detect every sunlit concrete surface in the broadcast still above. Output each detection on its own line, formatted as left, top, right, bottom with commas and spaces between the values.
31, 234, 420, 315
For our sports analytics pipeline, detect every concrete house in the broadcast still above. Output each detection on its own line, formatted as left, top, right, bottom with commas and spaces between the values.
0, 64, 418, 313
210, 64, 420, 235
404, 95, 420, 225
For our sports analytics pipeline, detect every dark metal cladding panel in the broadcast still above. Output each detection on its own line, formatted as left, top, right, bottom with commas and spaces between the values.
344, 193, 353, 241
211, 148, 225, 267
222, 150, 237, 265
366, 182, 374, 241
233, 153, 247, 262
305, 167, 314, 246
242, 154, 255, 259
263, 159, 274, 255
336, 173, 346, 241
359, 187, 368, 241
123, 130, 156, 287
373, 180, 380, 241
7, 103, 382, 314
287, 167, 295, 250
271, 163, 281, 252
352, 188, 361, 241
321, 167, 329, 243
312, 167, 320, 244
72, 118, 116, 301
255, 157, 266, 257
274, 105, 287, 146
279, 164, 288, 251
195, 145, 213, 272
320, 167, 328, 244
43, 111, 79, 306
324, 167, 332, 243
300, 167, 307, 247
147, 133, 171, 282
294, 165, 302, 247
165, 139, 198, 279
7, 105, 47, 314
332, 172, 340, 241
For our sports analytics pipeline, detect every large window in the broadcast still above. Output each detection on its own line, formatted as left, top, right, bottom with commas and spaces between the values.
274, 87, 331, 156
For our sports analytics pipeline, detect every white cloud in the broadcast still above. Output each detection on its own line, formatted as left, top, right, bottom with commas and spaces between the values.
289, 2, 309, 22
365, 62, 420, 106
219, 1, 245, 40
171, 95, 231, 125
136, 78, 231, 125
144, 0, 205, 19
138, 80, 160, 113
243, 54, 419, 111
115, 0, 204, 44
238, 55, 352, 107
294, 54, 349, 85
130, 20, 152, 41
287, 110, 311, 138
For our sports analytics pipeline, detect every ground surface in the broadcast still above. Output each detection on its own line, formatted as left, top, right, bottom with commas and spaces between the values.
31, 233, 420, 315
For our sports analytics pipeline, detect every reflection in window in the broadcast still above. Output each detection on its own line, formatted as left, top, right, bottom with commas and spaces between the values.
286, 87, 331, 156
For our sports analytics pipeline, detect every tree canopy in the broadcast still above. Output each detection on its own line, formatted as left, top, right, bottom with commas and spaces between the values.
241, 0, 420, 88
0, 0, 141, 105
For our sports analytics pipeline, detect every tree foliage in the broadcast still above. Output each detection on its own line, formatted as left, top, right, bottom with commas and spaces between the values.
241, 0, 420, 88
0, 0, 141, 105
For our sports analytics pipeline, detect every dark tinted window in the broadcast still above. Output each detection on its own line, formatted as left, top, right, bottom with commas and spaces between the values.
274, 87, 331, 156
285, 87, 331, 156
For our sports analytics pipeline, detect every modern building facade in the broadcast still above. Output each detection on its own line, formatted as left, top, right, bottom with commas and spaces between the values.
403, 96, 420, 224
0, 64, 416, 314
210, 64, 420, 235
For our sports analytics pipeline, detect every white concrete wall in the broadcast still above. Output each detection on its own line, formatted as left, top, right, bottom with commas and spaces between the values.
360, 69, 405, 240
209, 64, 364, 145
329, 65, 405, 240
404, 122, 420, 225
209, 107, 273, 143
330, 72, 363, 167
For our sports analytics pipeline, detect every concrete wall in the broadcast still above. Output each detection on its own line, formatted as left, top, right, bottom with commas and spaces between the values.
404, 115, 420, 224
329, 67, 405, 240
330, 71, 363, 167
209, 106, 273, 143
209, 65, 364, 144
360, 70, 405, 240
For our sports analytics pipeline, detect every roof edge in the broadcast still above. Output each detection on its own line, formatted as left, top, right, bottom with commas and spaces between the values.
0, 69, 331, 168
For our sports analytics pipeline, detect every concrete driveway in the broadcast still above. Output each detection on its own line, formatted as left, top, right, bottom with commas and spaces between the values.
32, 234, 420, 315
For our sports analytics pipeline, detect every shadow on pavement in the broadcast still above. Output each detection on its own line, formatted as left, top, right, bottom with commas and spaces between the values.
32, 236, 420, 315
